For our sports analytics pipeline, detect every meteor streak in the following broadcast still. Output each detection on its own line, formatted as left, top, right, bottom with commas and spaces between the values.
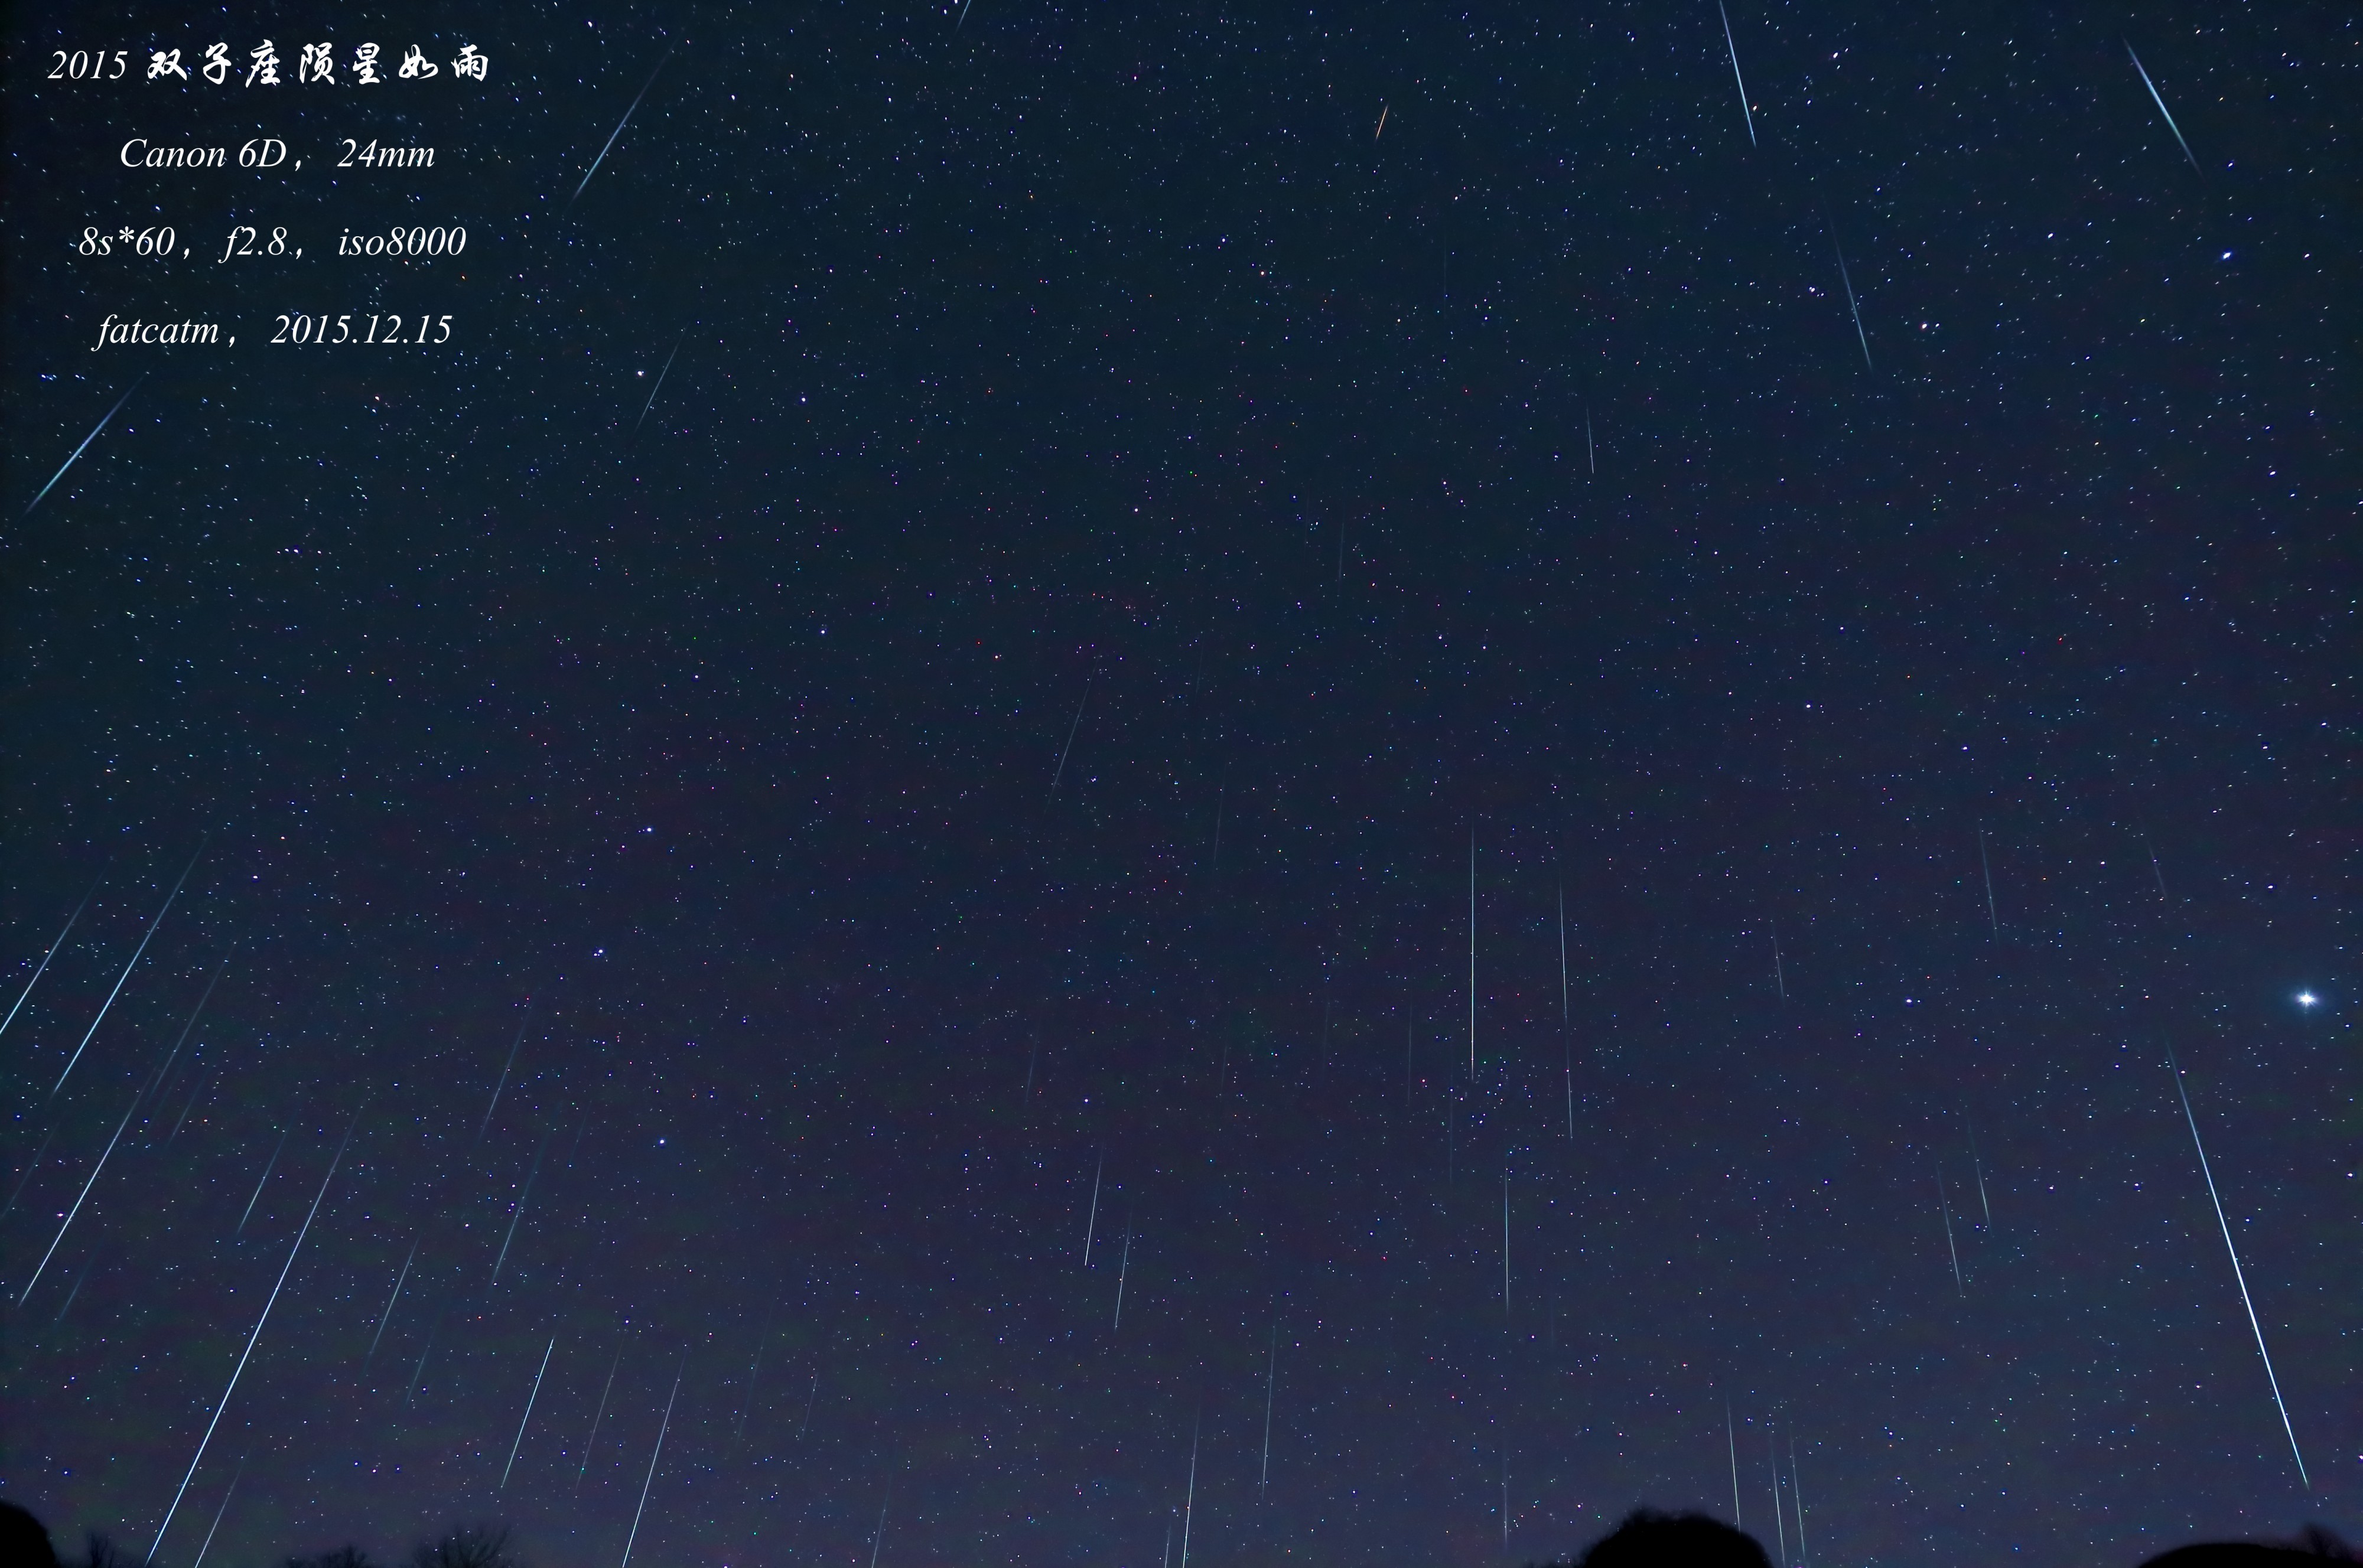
26, 377, 145, 517
492, 1125, 554, 1285
502, 1336, 558, 1489
1558, 885, 1574, 1138
2126, 43, 2201, 174
54, 834, 206, 1098
1052, 674, 1092, 792
366, 1239, 419, 1369
2168, 1045, 2307, 1488
1083, 1149, 1105, 1267
476, 1003, 533, 1148
21, 1075, 151, 1302
1978, 824, 1999, 940
1832, 237, 1872, 371
620, 1357, 685, 1568
149, 1110, 360, 1564
578, 1338, 626, 1488
634, 339, 681, 435
1112, 1218, 1133, 1329
1937, 1166, 1964, 1295
1719, 4, 1756, 146
1259, 1322, 1277, 1496
188, 1459, 243, 1568
236, 1128, 288, 1237
571, 51, 673, 207
1726, 1403, 1743, 1528
1, 871, 105, 1044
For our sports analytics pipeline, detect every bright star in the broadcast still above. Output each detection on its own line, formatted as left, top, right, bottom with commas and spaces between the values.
2296, 991, 2318, 1009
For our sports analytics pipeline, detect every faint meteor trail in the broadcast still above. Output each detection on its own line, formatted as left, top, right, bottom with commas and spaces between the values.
1051, 674, 1092, 792
1, 870, 105, 1044
1558, 885, 1573, 1139
1501, 1166, 1512, 1315
1112, 1219, 1133, 1328
1719, 4, 1756, 146
1937, 1166, 1964, 1295
1374, 103, 1387, 141
1179, 1412, 1200, 1568
366, 1239, 419, 1369
1769, 1432, 1786, 1566
476, 1004, 533, 1148
2167, 1044, 2307, 1488
1979, 824, 1999, 940
634, 338, 681, 434
236, 1128, 288, 1237
578, 1338, 627, 1487
1726, 1403, 1743, 1528
1083, 1149, 1105, 1267
1791, 1436, 1808, 1567
1259, 1322, 1277, 1497
2126, 43, 2201, 174
620, 1357, 685, 1568
1770, 918, 1787, 1000
1584, 407, 1595, 474
188, 1458, 243, 1568
26, 376, 145, 517
1831, 235, 1872, 371
571, 50, 673, 207
167, 1067, 216, 1143
149, 1110, 360, 1564
492, 1125, 555, 1285
501, 1336, 558, 1489
55, 833, 207, 1098
3, 1124, 58, 1217
145, 942, 236, 1125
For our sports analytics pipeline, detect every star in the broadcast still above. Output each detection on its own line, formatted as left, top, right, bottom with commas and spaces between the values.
2297, 991, 2318, 1009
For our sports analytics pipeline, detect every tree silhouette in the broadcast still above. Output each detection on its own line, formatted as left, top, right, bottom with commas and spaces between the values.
411, 1525, 519, 1568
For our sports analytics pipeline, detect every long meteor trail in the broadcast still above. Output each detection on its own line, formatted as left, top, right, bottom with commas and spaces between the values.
20, 1077, 150, 1302
2168, 1045, 2307, 1488
26, 376, 145, 517
149, 1110, 360, 1563
2126, 43, 2201, 174
1719, 4, 1756, 146
620, 1358, 685, 1568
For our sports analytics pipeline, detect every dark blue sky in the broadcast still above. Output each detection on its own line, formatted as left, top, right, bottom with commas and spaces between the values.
4, 4, 2354, 1566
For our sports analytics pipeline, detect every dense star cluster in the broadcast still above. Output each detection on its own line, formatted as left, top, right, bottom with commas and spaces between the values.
3, 4, 2354, 1567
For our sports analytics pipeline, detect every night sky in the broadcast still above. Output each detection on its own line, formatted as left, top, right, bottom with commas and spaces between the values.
4, 5, 2357, 1566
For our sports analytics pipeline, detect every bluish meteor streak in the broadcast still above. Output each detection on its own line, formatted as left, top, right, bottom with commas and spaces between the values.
2126, 43, 2201, 174
25, 377, 145, 517
1720, 4, 1756, 146
571, 50, 674, 207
